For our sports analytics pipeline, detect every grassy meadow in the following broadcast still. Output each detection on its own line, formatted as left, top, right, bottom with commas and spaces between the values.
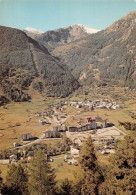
1, 85, 136, 149
0, 86, 136, 184
0, 95, 63, 149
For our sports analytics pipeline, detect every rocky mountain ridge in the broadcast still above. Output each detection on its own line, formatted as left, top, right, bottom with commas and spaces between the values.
24, 24, 99, 51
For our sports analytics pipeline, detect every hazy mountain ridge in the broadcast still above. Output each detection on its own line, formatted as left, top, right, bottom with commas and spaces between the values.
0, 26, 79, 102
52, 11, 136, 88
25, 24, 99, 51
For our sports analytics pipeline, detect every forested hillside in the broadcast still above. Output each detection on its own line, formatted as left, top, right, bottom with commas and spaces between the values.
52, 11, 136, 89
0, 26, 79, 102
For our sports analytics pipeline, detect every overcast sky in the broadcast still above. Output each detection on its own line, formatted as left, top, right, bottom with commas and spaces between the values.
0, 0, 136, 31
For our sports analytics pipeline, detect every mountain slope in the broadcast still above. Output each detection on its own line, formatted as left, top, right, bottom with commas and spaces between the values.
25, 24, 99, 51
52, 11, 136, 88
0, 26, 79, 102
24, 27, 43, 41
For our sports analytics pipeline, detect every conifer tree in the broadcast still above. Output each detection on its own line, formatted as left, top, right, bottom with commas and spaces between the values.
78, 136, 103, 195
0, 170, 3, 194
3, 164, 28, 195
99, 135, 136, 195
72, 170, 84, 195
28, 147, 56, 195
59, 178, 73, 195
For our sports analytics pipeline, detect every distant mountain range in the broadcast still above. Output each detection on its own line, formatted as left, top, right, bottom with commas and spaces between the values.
24, 24, 100, 51
0, 11, 136, 104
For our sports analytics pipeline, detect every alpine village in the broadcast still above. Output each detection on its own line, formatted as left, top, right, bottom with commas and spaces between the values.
0, 10, 136, 195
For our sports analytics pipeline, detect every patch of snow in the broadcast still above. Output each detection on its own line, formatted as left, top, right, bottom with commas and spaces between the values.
24, 27, 43, 34
77, 24, 100, 34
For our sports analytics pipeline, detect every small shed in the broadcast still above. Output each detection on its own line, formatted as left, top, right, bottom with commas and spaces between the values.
64, 155, 71, 160
13, 142, 20, 147
9, 154, 17, 162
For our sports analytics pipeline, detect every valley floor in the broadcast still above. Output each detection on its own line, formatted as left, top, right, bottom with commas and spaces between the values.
0, 86, 136, 183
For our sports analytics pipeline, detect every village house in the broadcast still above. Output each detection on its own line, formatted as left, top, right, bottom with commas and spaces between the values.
43, 131, 61, 138
101, 150, 109, 155
92, 136, 115, 143
64, 155, 71, 160
94, 146, 103, 151
68, 159, 78, 165
105, 149, 115, 154
70, 147, 80, 158
0, 159, 10, 165
104, 145, 114, 149
27, 156, 34, 161
47, 158, 54, 162
76, 104, 82, 108
69, 126, 78, 132
9, 154, 17, 163
70, 102, 78, 107
73, 136, 86, 146
10, 154, 17, 160
35, 112, 41, 117
21, 133, 32, 141
13, 142, 20, 147
20, 157, 24, 161
90, 120, 97, 129
99, 136, 114, 142
53, 124, 66, 132
69, 119, 97, 132
44, 131, 53, 138
39, 119, 47, 125
101, 149, 115, 155
95, 117, 107, 128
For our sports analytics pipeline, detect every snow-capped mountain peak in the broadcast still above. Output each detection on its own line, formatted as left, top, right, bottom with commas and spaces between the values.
76, 24, 100, 34
24, 27, 43, 34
